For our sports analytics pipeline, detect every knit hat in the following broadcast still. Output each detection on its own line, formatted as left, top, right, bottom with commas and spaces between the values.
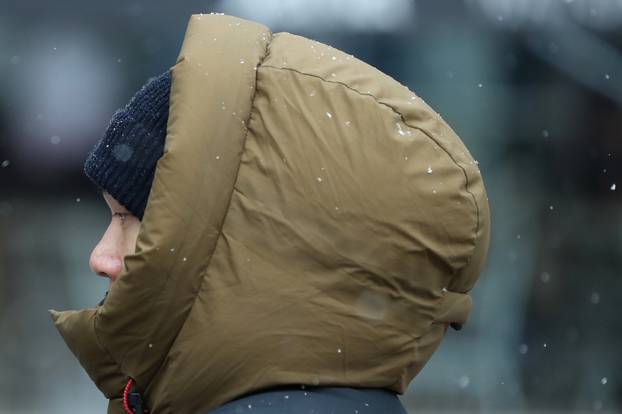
84, 70, 171, 220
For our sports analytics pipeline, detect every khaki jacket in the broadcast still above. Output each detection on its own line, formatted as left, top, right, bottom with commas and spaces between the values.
51, 14, 490, 414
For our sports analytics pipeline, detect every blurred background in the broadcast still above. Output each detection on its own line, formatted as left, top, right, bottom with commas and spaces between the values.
1, 0, 621, 413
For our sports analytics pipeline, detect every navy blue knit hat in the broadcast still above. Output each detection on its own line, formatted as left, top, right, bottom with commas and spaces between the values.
84, 71, 171, 220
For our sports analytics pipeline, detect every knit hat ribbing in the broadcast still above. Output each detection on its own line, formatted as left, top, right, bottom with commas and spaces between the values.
84, 71, 171, 220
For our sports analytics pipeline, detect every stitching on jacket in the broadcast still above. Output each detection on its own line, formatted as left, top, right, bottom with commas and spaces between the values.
208, 31, 274, 261
258, 64, 481, 276
155, 31, 275, 412
203, 30, 274, 276
160, 27, 276, 391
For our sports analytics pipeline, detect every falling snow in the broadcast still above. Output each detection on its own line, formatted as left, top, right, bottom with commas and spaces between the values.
397, 122, 412, 137
590, 292, 600, 304
458, 376, 470, 388
112, 144, 133, 162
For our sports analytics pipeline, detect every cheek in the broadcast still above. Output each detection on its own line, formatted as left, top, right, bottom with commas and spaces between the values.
122, 221, 141, 255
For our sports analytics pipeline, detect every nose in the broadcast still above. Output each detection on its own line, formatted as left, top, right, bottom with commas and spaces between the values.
89, 225, 124, 282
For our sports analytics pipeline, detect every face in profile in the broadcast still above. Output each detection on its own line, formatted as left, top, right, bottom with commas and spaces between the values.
88, 192, 141, 288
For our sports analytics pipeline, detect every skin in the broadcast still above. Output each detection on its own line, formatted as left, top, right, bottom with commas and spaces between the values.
89, 192, 141, 288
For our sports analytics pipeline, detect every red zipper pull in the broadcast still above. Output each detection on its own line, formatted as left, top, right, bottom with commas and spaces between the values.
123, 378, 148, 413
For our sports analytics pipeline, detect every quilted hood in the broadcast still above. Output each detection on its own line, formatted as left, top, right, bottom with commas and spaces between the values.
51, 14, 490, 414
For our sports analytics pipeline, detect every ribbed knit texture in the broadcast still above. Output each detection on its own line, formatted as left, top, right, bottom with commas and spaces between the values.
84, 71, 171, 220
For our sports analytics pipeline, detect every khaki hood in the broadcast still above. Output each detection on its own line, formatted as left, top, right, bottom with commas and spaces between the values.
51, 14, 490, 414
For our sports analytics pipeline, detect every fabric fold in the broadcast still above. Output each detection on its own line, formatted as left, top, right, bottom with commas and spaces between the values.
49, 309, 126, 400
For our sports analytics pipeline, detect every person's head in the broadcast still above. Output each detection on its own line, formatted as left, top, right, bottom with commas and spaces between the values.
85, 71, 171, 287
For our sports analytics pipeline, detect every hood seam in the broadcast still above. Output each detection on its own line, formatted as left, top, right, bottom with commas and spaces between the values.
260, 64, 481, 274
162, 29, 275, 413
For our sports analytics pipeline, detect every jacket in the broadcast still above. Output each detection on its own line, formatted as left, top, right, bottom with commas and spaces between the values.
51, 13, 491, 414
205, 385, 408, 414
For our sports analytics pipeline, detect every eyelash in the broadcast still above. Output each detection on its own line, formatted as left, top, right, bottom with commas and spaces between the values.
113, 212, 130, 221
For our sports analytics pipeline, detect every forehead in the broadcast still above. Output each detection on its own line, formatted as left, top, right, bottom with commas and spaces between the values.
102, 192, 129, 212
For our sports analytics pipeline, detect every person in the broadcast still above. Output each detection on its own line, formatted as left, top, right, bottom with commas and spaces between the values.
51, 13, 491, 414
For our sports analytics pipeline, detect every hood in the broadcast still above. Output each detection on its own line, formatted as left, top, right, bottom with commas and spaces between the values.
51, 13, 490, 414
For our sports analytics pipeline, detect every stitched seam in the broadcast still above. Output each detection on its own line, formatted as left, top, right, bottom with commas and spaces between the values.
162, 31, 275, 413
160, 28, 274, 391
260, 64, 482, 275
198, 31, 273, 282
200, 34, 273, 270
